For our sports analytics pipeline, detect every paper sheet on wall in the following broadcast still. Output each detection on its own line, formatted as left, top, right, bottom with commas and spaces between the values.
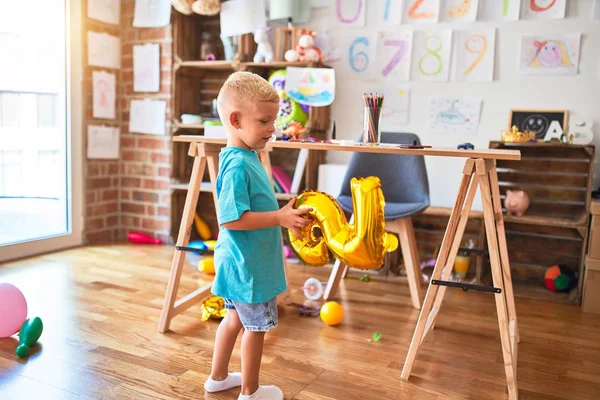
129, 99, 166, 135
87, 32, 121, 69
285, 67, 335, 106
455, 29, 495, 82
134, 44, 160, 92
519, 34, 580, 75
594, 0, 600, 19
220, 0, 267, 38
381, 0, 403, 24
92, 71, 116, 119
411, 30, 452, 82
441, 0, 479, 22
478, 0, 521, 21
374, 31, 413, 82
87, 0, 120, 25
335, 0, 366, 27
381, 88, 410, 127
427, 97, 482, 136
402, 0, 440, 24
87, 125, 119, 159
133, 0, 171, 27
522, 0, 566, 20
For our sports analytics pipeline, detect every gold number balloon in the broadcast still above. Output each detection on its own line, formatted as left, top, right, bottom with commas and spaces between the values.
287, 176, 398, 270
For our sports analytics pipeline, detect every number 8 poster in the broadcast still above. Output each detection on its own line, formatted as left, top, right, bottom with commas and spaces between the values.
411, 30, 452, 82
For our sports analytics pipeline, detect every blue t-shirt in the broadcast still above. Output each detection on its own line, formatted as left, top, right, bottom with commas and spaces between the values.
212, 146, 286, 303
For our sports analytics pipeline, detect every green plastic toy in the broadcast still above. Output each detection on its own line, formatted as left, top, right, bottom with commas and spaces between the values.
16, 317, 43, 358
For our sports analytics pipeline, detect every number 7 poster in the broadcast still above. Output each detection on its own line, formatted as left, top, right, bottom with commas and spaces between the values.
454, 29, 496, 82
411, 30, 452, 82
374, 31, 413, 82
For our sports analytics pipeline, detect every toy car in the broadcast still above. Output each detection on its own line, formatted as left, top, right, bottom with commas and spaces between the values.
457, 142, 475, 150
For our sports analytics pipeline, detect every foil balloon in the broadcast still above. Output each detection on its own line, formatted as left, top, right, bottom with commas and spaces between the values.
201, 295, 227, 321
287, 176, 398, 270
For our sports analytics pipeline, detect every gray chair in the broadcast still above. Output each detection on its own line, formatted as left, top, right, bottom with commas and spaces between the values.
323, 132, 430, 309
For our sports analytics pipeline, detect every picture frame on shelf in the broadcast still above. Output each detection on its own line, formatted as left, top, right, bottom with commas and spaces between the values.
508, 109, 569, 140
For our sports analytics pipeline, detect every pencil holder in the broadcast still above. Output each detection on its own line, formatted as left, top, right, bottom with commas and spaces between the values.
362, 106, 381, 145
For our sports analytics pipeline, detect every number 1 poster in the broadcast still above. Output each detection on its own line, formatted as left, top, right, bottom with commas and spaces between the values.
454, 29, 495, 82
374, 31, 413, 82
411, 30, 452, 82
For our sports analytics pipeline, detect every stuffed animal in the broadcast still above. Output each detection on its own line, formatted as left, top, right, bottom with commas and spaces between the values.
253, 27, 274, 63
172, 0, 194, 15
191, 0, 220, 15
285, 29, 323, 63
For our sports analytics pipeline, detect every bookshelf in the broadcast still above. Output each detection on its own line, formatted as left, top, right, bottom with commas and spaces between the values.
170, 11, 331, 242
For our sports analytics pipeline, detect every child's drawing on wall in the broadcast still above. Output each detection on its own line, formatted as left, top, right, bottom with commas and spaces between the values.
520, 34, 580, 75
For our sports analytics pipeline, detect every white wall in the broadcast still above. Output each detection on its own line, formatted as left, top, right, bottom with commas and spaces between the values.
303, 0, 600, 210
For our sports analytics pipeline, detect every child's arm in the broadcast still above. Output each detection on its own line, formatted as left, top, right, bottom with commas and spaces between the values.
223, 198, 312, 236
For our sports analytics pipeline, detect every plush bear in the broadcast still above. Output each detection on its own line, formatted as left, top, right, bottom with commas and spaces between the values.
285, 29, 323, 63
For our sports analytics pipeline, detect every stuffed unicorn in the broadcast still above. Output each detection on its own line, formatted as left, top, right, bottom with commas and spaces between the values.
253, 27, 274, 63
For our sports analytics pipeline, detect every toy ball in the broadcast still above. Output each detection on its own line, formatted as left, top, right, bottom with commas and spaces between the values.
544, 264, 577, 292
204, 240, 217, 251
320, 301, 344, 326
0, 283, 28, 338
198, 258, 215, 274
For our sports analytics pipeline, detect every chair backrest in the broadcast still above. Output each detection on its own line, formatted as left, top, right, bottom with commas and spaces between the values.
339, 132, 430, 205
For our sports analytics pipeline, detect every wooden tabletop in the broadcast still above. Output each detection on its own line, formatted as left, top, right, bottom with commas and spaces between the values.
174, 136, 522, 160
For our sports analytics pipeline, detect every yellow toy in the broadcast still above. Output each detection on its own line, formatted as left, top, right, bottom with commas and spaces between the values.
194, 213, 212, 240
198, 258, 215, 274
320, 301, 344, 326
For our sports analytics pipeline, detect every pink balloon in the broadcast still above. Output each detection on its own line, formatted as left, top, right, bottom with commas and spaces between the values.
0, 283, 28, 338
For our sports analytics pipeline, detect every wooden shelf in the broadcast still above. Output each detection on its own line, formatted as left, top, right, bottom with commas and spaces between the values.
172, 123, 205, 134
171, 181, 213, 192
176, 60, 326, 71
503, 212, 588, 229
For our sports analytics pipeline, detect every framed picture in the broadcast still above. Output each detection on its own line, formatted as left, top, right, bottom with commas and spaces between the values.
508, 109, 569, 140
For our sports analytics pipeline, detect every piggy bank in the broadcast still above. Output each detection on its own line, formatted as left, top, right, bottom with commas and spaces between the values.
504, 190, 530, 217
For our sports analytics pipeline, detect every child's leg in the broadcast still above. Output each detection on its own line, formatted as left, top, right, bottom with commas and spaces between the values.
205, 309, 243, 393
211, 309, 243, 379
240, 330, 265, 395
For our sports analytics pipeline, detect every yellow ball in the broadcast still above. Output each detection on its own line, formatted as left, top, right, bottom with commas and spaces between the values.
198, 258, 215, 274
320, 301, 344, 326
204, 240, 217, 251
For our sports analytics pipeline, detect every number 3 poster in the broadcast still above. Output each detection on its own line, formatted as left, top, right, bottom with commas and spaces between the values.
374, 31, 413, 82
411, 30, 452, 82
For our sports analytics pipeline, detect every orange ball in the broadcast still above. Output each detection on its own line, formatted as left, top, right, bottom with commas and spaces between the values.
320, 301, 344, 326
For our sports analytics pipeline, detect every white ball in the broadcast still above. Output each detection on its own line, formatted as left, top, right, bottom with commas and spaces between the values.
284, 49, 299, 62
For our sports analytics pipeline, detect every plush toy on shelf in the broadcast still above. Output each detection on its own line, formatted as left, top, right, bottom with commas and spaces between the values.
253, 27, 274, 63
285, 29, 323, 63
191, 0, 221, 15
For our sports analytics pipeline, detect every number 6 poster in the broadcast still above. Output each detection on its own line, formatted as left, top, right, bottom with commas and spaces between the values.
454, 29, 496, 82
374, 31, 413, 82
411, 30, 452, 82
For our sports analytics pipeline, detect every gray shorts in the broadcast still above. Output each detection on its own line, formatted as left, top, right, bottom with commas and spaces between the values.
224, 297, 278, 332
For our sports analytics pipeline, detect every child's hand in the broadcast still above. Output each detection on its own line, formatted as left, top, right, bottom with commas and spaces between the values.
278, 198, 313, 237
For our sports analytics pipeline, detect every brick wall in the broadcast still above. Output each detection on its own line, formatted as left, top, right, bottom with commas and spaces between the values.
84, 1, 173, 244
83, 3, 122, 244
120, 0, 173, 244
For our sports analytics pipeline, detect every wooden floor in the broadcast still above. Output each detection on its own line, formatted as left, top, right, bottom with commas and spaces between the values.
1, 245, 600, 400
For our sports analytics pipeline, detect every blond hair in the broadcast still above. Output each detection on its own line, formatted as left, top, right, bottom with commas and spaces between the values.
217, 72, 279, 117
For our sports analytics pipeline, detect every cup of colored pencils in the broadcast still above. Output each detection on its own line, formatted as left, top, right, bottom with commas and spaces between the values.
362, 93, 384, 145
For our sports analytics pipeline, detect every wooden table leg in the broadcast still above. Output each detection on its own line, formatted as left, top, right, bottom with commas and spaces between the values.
477, 159, 518, 399
488, 160, 519, 345
401, 159, 475, 380
158, 143, 209, 333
